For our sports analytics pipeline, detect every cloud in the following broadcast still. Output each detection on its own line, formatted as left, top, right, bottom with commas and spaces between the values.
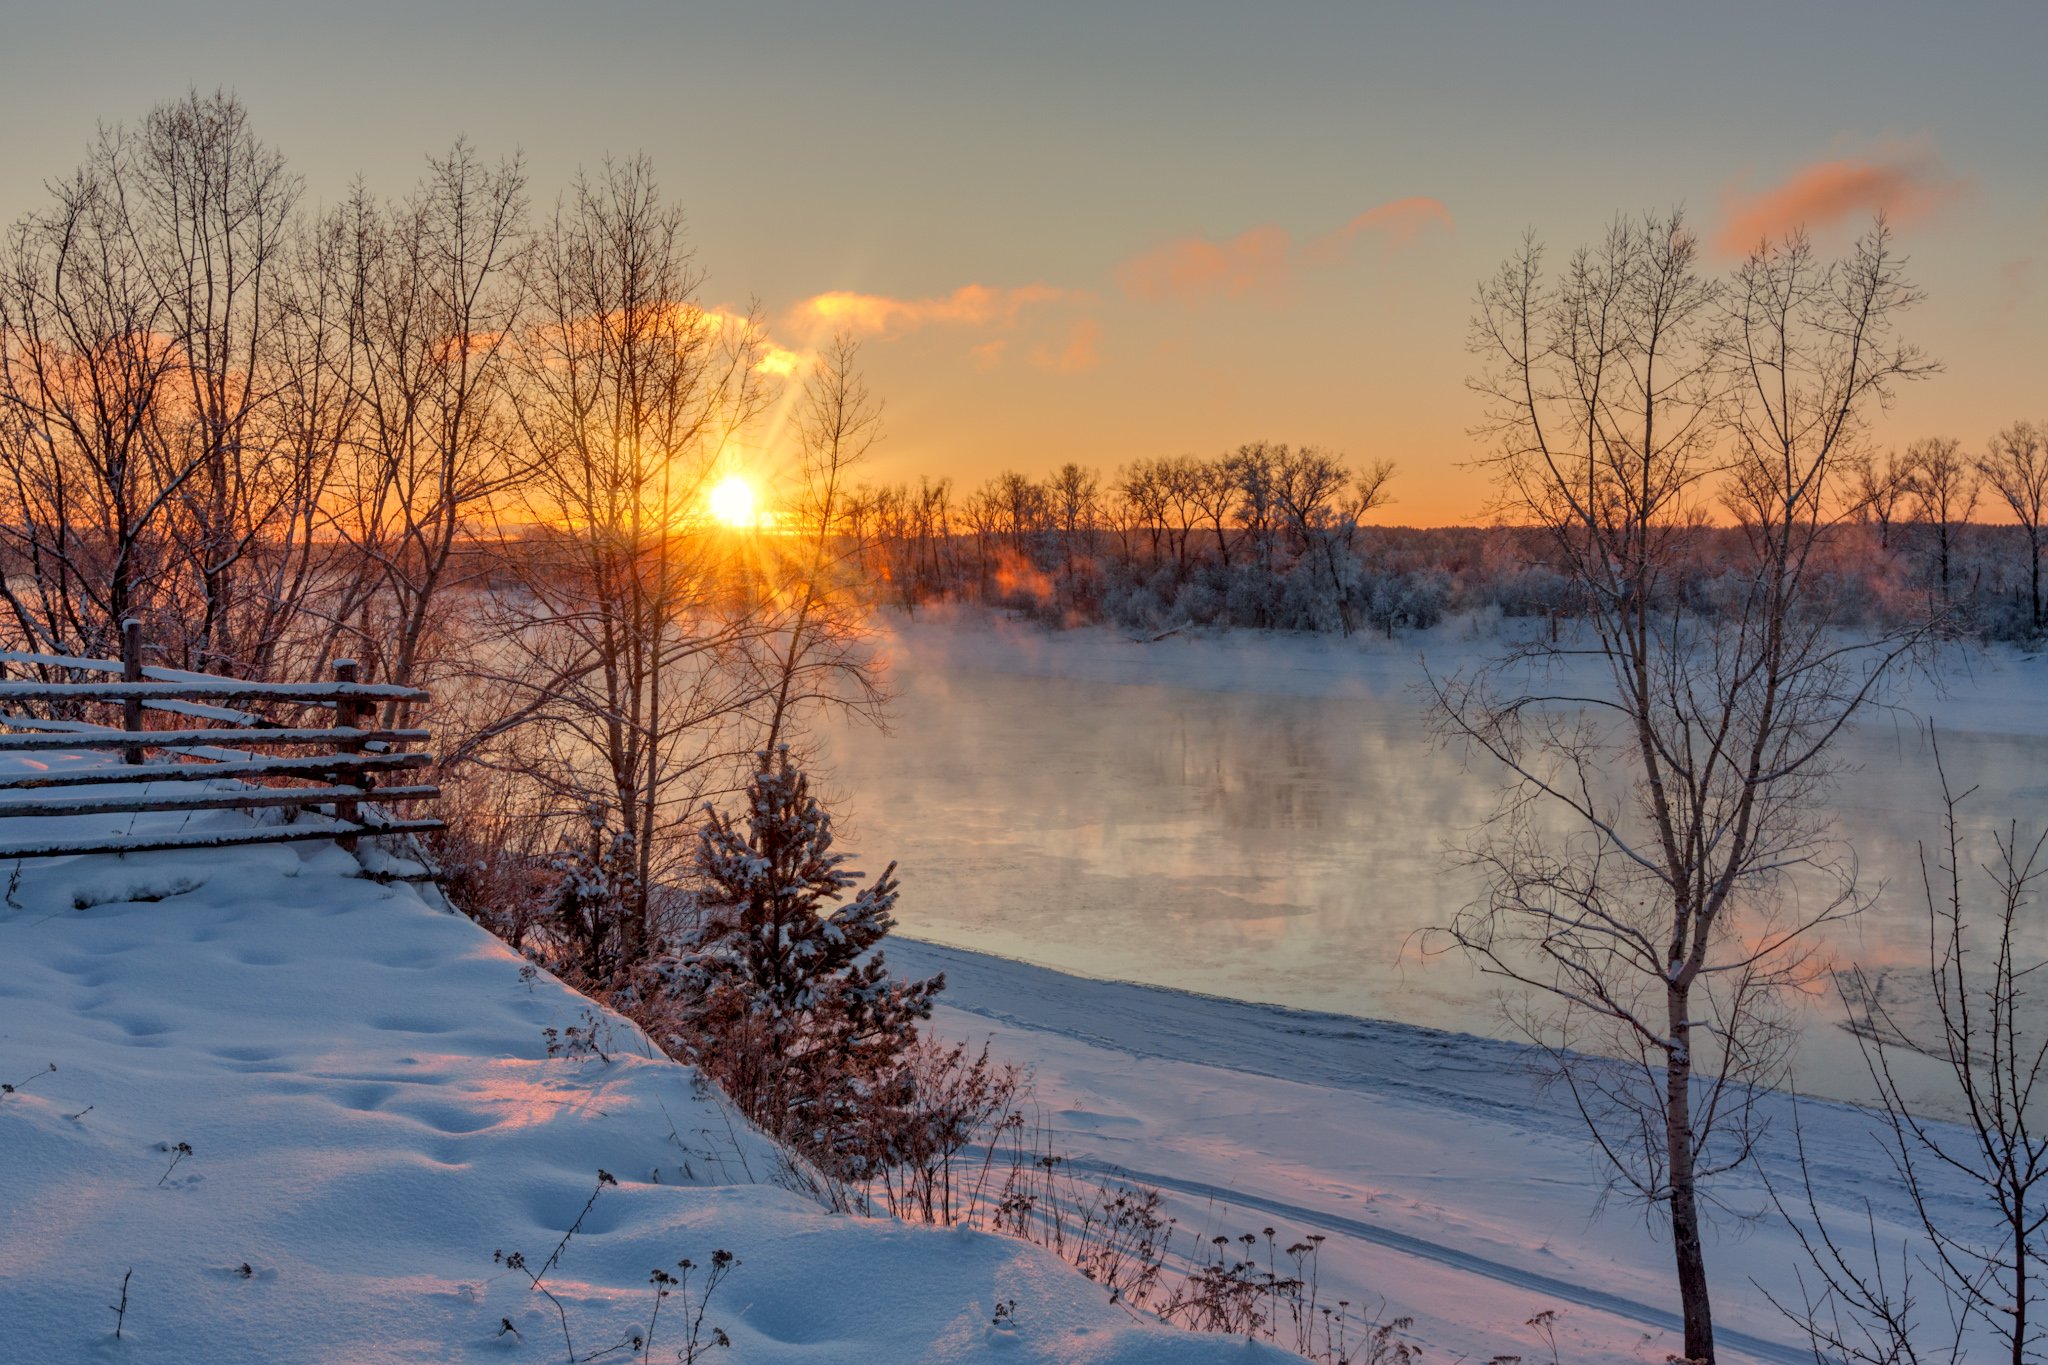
1029, 319, 1101, 374
518, 303, 809, 379
1304, 196, 1454, 262
1118, 196, 1452, 304
789, 283, 1078, 338
1715, 144, 1967, 255
753, 340, 807, 378
1117, 224, 1294, 303
969, 338, 1009, 372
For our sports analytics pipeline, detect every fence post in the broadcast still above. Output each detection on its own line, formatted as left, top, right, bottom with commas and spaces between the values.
333, 658, 361, 852
121, 620, 144, 766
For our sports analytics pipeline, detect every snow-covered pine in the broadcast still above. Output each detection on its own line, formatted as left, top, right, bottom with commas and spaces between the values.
540, 802, 647, 984
648, 747, 942, 1174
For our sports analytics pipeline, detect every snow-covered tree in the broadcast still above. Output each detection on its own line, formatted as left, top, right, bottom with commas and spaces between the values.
652, 748, 941, 1168
543, 802, 644, 984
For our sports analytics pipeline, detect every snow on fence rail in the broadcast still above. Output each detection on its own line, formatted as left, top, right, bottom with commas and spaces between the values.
0, 621, 443, 860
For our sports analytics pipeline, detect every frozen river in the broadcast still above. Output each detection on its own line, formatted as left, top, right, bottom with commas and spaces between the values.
818, 616, 2048, 1112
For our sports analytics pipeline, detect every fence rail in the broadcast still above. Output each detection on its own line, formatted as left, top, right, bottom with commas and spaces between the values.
0, 621, 444, 861
0, 725, 430, 751
0, 680, 427, 704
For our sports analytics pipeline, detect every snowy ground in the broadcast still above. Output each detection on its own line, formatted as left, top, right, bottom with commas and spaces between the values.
893, 937, 1980, 1365
0, 772, 1296, 1364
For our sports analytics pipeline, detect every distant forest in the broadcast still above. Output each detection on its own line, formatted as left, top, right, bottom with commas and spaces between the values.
845, 433, 2048, 642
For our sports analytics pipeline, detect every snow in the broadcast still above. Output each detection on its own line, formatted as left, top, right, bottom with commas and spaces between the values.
0, 761, 1295, 1364
890, 937, 1984, 1365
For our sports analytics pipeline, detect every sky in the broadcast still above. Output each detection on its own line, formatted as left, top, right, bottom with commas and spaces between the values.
1, 0, 2043, 524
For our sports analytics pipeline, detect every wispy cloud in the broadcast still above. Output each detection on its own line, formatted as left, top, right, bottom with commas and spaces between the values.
1117, 224, 1294, 303
1118, 196, 1453, 304
1304, 197, 1456, 263
1715, 142, 1967, 255
788, 282, 1080, 338
1029, 319, 1101, 374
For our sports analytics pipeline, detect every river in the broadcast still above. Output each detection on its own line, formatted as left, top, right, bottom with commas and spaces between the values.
817, 616, 2048, 1113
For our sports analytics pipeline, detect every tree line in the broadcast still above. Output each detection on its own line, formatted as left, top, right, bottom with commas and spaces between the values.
847, 424, 2048, 643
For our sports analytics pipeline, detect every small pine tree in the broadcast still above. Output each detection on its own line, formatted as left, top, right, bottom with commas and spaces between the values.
652, 748, 942, 1168
545, 802, 643, 985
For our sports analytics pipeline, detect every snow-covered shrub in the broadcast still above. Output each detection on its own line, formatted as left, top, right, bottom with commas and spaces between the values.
1172, 567, 1228, 628
1973, 588, 2040, 643
1359, 569, 1451, 638
1404, 570, 1452, 630
1222, 563, 1284, 629
1101, 578, 1166, 632
1273, 562, 1344, 634
1484, 562, 1577, 619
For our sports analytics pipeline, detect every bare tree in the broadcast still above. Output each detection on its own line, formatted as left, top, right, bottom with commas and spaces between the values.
757, 333, 889, 756
1352, 458, 1398, 523
1772, 739, 2048, 1365
961, 480, 1000, 600
1906, 436, 1978, 619
336, 139, 529, 714
1270, 445, 1392, 633
0, 91, 356, 678
1438, 212, 1932, 1363
1850, 449, 1914, 551
1978, 421, 2047, 635
1158, 454, 1205, 576
241, 180, 370, 680
0, 155, 189, 654
1270, 446, 1349, 560
1117, 459, 1169, 567
1229, 441, 1283, 575
1046, 460, 1100, 605
489, 155, 767, 973
127, 91, 303, 674
1190, 456, 1238, 567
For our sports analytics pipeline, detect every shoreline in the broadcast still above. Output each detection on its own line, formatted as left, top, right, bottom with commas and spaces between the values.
890, 933, 1959, 1364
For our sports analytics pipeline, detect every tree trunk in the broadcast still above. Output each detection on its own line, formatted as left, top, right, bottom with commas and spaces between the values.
2030, 529, 2042, 634
1667, 994, 1715, 1363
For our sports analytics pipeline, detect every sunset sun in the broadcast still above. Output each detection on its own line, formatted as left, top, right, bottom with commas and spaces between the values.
707, 473, 759, 529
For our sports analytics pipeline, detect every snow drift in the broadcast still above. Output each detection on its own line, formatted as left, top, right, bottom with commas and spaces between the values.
0, 770, 1292, 1363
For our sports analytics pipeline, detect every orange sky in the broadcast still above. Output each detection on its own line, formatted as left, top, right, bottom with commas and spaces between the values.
1, 3, 2042, 527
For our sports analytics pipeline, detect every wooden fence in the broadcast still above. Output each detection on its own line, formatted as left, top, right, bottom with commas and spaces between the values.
0, 621, 443, 861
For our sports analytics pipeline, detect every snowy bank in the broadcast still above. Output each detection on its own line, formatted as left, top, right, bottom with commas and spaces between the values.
0, 771, 1294, 1364
892, 937, 2006, 1365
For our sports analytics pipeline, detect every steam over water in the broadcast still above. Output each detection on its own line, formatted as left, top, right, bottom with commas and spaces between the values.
817, 620, 2048, 1113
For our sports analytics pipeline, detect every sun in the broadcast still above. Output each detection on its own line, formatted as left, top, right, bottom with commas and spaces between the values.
707, 474, 759, 529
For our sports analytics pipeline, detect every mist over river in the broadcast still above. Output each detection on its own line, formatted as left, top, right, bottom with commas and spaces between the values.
817, 615, 2048, 1113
